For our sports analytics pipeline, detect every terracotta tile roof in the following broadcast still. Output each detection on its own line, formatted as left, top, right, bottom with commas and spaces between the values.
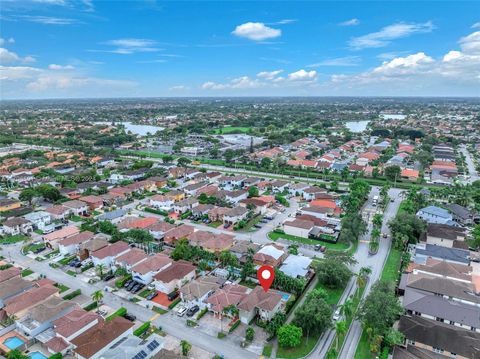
153, 260, 196, 283
206, 284, 249, 313
147, 221, 175, 233
187, 230, 215, 246
46, 336, 70, 353
72, 316, 134, 359
203, 234, 235, 252
44, 226, 80, 241
53, 308, 102, 339
4, 284, 58, 315
238, 286, 282, 312
0, 266, 21, 283
115, 248, 148, 266
163, 225, 195, 244
401, 168, 419, 178
310, 199, 337, 209
91, 241, 129, 260
63, 199, 87, 209
284, 218, 314, 230
45, 205, 69, 216
58, 230, 94, 247
131, 253, 172, 275
79, 195, 104, 204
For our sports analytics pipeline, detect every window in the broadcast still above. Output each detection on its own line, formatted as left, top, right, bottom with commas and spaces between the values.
471, 327, 477, 331
407, 339, 415, 345
433, 347, 444, 354
436, 317, 444, 323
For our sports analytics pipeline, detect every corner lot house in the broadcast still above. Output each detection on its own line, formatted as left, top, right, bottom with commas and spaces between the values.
238, 286, 283, 324
180, 276, 223, 309
1, 217, 32, 235
43, 225, 80, 249
153, 260, 196, 294
58, 231, 95, 255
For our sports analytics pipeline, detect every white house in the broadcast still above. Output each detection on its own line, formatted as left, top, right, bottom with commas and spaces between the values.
416, 206, 455, 225
149, 195, 174, 211
173, 197, 199, 214
153, 260, 196, 294
24, 211, 53, 232
130, 253, 173, 285
179, 277, 222, 309
283, 218, 314, 239
63, 200, 88, 216
91, 241, 130, 268
58, 231, 95, 256
223, 206, 248, 226
225, 190, 248, 204
2, 218, 33, 235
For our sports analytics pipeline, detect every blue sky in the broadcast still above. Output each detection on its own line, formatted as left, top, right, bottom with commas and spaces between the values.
1, 1, 479, 99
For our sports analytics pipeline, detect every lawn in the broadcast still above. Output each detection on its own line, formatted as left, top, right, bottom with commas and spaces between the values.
277, 282, 348, 359
152, 306, 168, 315
23, 243, 45, 254
21, 269, 34, 277
54, 283, 70, 293
354, 331, 373, 359
0, 235, 29, 244
208, 220, 222, 228
262, 344, 273, 358
380, 248, 402, 283
139, 289, 154, 298
268, 231, 350, 251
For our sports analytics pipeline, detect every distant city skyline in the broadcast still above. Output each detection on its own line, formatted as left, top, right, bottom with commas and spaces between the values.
1, 1, 479, 99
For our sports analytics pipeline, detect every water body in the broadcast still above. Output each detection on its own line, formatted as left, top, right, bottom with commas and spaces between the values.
95, 121, 164, 136
381, 114, 406, 120
345, 120, 370, 133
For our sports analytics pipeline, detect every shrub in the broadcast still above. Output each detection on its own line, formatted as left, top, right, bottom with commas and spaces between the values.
144, 207, 168, 216
229, 320, 241, 333
217, 332, 226, 339
115, 274, 132, 288
21, 269, 34, 277
106, 307, 127, 321
186, 319, 197, 327
168, 298, 181, 309
83, 301, 98, 311
48, 353, 62, 359
133, 321, 151, 337
180, 210, 192, 220
63, 289, 81, 300
245, 326, 255, 341
196, 307, 208, 320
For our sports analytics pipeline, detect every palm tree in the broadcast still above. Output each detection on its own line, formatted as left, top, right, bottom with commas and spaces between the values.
339, 298, 354, 319
91, 290, 104, 304
356, 267, 372, 296
95, 264, 106, 279
335, 320, 347, 350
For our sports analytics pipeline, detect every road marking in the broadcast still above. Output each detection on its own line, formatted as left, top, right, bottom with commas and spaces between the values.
149, 313, 160, 321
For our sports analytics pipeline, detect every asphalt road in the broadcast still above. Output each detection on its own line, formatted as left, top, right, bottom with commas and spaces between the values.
460, 145, 479, 184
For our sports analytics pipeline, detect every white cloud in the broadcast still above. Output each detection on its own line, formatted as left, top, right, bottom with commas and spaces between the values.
48, 64, 75, 70
339, 18, 360, 26
232, 22, 281, 41
459, 31, 480, 54
31, 0, 66, 4
0, 38, 15, 46
0, 65, 41, 80
349, 21, 434, 49
201, 81, 227, 90
271, 19, 297, 25
99, 38, 161, 54
307, 56, 360, 67
169, 85, 189, 91
257, 69, 283, 79
472, 22, 480, 29
0, 48, 35, 64
287, 69, 317, 81
18, 15, 79, 25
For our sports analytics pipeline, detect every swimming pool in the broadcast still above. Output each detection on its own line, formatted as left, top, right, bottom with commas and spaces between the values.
29, 352, 48, 359
281, 293, 291, 301
3, 336, 25, 350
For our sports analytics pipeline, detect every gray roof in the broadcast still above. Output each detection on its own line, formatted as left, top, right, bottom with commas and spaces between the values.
403, 287, 480, 328
445, 203, 473, 220
417, 206, 452, 219
98, 208, 127, 221
399, 315, 480, 359
415, 244, 470, 264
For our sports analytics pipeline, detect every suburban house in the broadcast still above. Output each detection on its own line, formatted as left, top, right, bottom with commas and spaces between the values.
43, 226, 80, 249
53, 308, 103, 342
0, 266, 21, 284
202, 233, 235, 253
153, 260, 196, 294
280, 255, 313, 279
1, 217, 33, 235
410, 243, 471, 266
71, 316, 134, 359
223, 206, 248, 226
58, 231, 95, 255
3, 284, 59, 319
147, 221, 176, 240
283, 218, 314, 238
289, 183, 310, 197
63, 200, 89, 216
206, 284, 249, 316
173, 197, 199, 214
191, 204, 214, 218
79, 195, 104, 210
0, 277, 34, 307
425, 223, 467, 249
163, 225, 195, 245
16, 296, 77, 337
149, 195, 174, 211
445, 203, 475, 225
208, 207, 230, 222
271, 180, 289, 193
90, 240, 130, 268
179, 276, 223, 309
398, 315, 480, 359
302, 186, 327, 201
0, 198, 21, 212
130, 253, 173, 285
45, 205, 70, 221
416, 206, 455, 225
114, 248, 148, 271
253, 244, 287, 268
24, 211, 53, 232
225, 190, 248, 204
238, 286, 283, 324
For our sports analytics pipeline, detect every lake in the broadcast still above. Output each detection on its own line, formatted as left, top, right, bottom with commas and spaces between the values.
345, 120, 370, 133
95, 121, 164, 136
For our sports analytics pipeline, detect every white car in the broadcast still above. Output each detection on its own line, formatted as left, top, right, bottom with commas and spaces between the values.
176, 306, 188, 317
333, 309, 341, 321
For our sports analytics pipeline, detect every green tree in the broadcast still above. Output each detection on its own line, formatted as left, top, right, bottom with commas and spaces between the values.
6, 349, 29, 359
314, 257, 352, 289
277, 324, 302, 348
335, 320, 347, 350
384, 327, 405, 348
19, 188, 37, 204
471, 224, 480, 249
384, 165, 401, 181
245, 326, 255, 341
260, 157, 271, 168
357, 281, 403, 338
91, 290, 104, 304
180, 340, 192, 356
248, 186, 259, 197
293, 289, 332, 337
265, 312, 286, 337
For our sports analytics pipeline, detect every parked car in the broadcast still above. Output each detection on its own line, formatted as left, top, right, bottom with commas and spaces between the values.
33, 246, 46, 254
103, 274, 115, 281
223, 223, 230, 229
167, 290, 179, 301
186, 305, 200, 317
146, 292, 158, 300
254, 224, 262, 229
333, 308, 341, 321
124, 280, 133, 288
131, 284, 141, 293
320, 246, 327, 253
176, 306, 188, 317
124, 313, 136, 321
382, 233, 388, 238
74, 262, 82, 268
127, 282, 137, 291
68, 259, 79, 266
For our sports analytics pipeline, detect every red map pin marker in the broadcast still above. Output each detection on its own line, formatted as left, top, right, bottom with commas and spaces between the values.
257, 265, 275, 292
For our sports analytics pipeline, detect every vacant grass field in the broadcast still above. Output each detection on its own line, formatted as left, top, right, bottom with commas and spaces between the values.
268, 231, 350, 251
210, 126, 252, 134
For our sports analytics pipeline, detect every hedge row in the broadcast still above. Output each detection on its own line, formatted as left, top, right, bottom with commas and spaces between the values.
196, 307, 208, 320
133, 321, 151, 337
63, 289, 81, 300
229, 320, 241, 333
144, 207, 168, 216
106, 307, 127, 321
115, 274, 132, 288
168, 298, 181, 309
83, 301, 98, 311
